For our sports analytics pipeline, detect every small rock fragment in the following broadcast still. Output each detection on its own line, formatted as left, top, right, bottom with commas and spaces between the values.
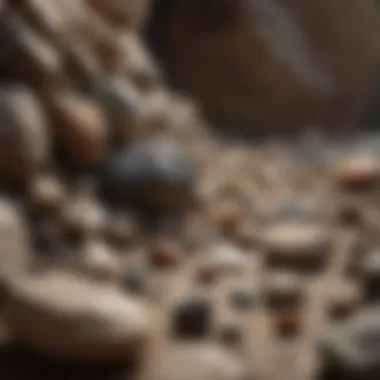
229, 285, 259, 311
4, 272, 151, 360
273, 310, 302, 338
356, 250, 380, 302
327, 282, 361, 320
218, 323, 243, 346
146, 238, 184, 268
122, 257, 150, 295
104, 136, 196, 210
264, 272, 304, 310
171, 290, 213, 340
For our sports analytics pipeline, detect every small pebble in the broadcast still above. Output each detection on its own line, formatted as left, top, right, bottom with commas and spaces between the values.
146, 238, 184, 268
356, 250, 380, 302
122, 257, 150, 294
104, 212, 138, 248
28, 174, 66, 213
327, 282, 361, 321
333, 154, 380, 191
264, 272, 304, 310
274, 310, 302, 338
171, 290, 213, 339
218, 323, 243, 346
229, 285, 258, 311
264, 221, 330, 270
79, 239, 121, 282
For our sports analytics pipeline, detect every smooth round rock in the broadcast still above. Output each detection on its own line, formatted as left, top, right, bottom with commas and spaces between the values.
327, 282, 361, 320
122, 257, 150, 295
264, 221, 331, 270
146, 238, 184, 268
333, 154, 380, 191
145, 343, 244, 380
0, 85, 50, 184
319, 306, 380, 379
218, 323, 243, 346
171, 290, 213, 340
229, 285, 258, 311
4, 272, 151, 360
28, 174, 66, 213
103, 136, 196, 210
79, 239, 121, 281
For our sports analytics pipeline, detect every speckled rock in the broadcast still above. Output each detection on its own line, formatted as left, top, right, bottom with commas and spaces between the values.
4, 271, 151, 360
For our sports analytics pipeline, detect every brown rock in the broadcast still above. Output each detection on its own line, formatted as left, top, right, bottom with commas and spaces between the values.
333, 154, 380, 191
4, 272, 151, 360
49, 87, 109, 166
165, 0, 380, 133
0, 85, 50, 184
146, 238, 184, 268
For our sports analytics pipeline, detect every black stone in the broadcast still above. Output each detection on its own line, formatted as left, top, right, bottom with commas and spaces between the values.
171, 291, 212, 340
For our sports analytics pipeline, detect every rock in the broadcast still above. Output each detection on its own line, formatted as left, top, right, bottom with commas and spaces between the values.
0, 199, 31, 288
165, 0, 379, 133
78, 239, 121, 281
122, 256, 150, 295
146, 238, 184, 268
264, 221, 331, 270
264, 272, 304, 310
229, 285, 259, 311
327, 282, 361, 321
86, 0, 151, 30
4, 272, 151, 360
205, 242, 249, 276
48, 87, 109, 166
171, 290, 213, 340
0, 14, 63, 84
274, 196, 317, 221
28, 174, 66, 213
218, 323, 243, 346
32, 216, 63, 256
0, 85, 50, 184
104, 212, 138, 248
103, 136, 196, 210
333, 154, 380, 191
61, 196, 107, 242
273, 310, 302, 338
356, 250, 380, 302
145, 343, 244, 380
95, 77, 145, 141
319, 306, 380, 379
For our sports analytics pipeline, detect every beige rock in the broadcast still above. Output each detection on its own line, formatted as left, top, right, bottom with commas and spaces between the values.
79, 239, 121, 281
28, 174, 66, 213
264, 221, 331, 268
333, 155, 380, 190
49, 87, 109, 166
144, 343, 244, 380
61, 196, 107, 239
0, 85, 50, 184
4, 272, 151, 360
0, 199, 31, 289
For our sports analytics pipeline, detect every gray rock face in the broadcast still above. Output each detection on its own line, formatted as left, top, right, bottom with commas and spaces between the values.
4, 272, 151, 360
